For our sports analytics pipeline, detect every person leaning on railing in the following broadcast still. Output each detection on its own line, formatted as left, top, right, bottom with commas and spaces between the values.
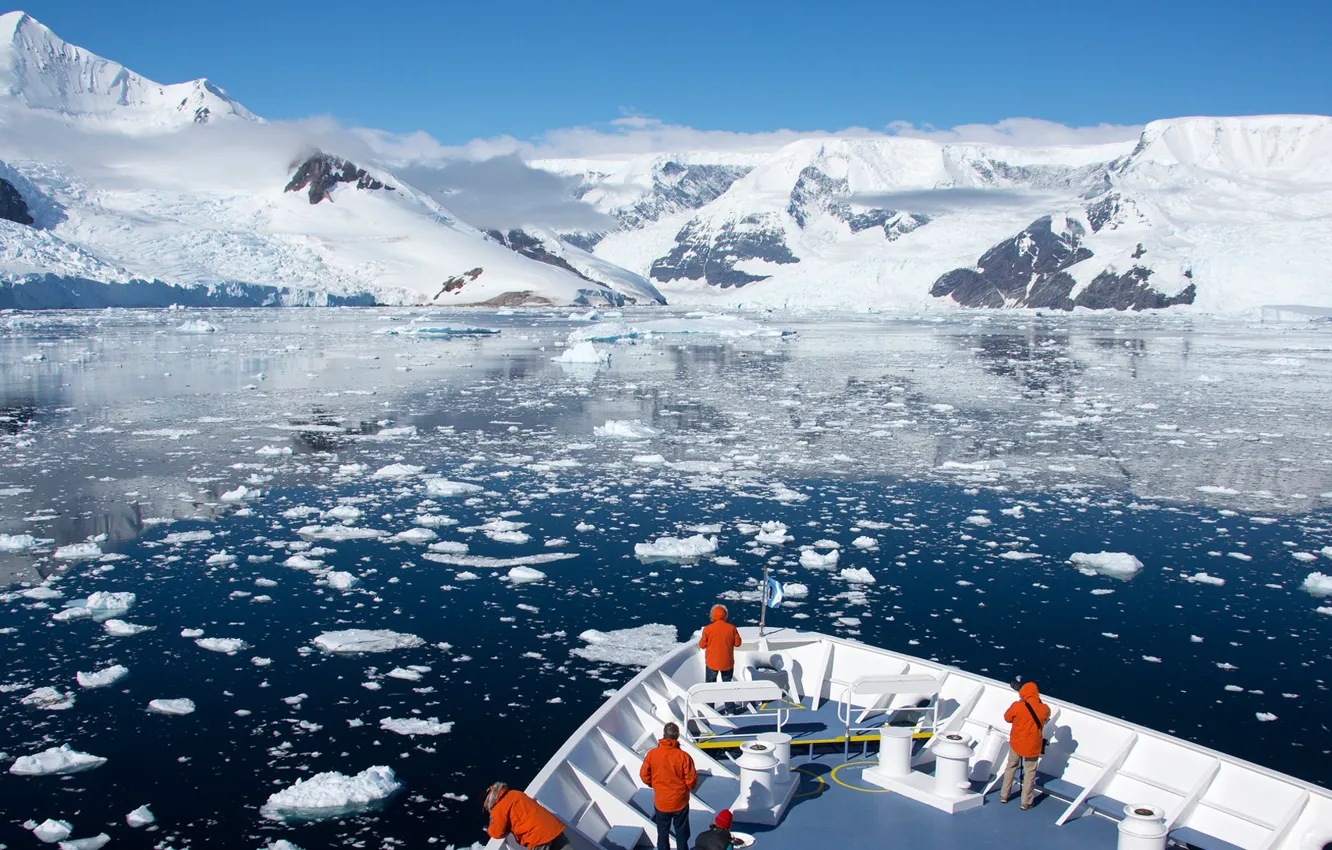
483, 781, 570, 850
699, 604, 743, 714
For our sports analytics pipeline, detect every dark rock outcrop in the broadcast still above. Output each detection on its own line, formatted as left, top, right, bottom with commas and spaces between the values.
615, 162, 752, 230
650, 215, 799, 287
787, 167, 930, 239
931, 216, 1092, 308
436, 267, 483, 298
285, 153, 394, 204
932, 214, 1196, 311
486, 229, 591, 281
0, 178, 34, 226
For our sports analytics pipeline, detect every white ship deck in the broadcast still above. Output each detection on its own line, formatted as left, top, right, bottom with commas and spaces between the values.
488, 628, 1332, 850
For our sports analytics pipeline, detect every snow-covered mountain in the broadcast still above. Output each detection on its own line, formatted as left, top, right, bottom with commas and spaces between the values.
0, 12, 658, 308
537, 117, 1332, 312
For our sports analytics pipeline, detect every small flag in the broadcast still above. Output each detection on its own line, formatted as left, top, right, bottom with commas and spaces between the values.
763, 576, 784, 609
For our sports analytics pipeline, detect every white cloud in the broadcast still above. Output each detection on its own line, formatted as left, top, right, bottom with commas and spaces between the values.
883, 117, 1143, 147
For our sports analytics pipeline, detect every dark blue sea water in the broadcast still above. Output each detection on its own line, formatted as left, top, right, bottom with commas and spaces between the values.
3, 308, 1332, 848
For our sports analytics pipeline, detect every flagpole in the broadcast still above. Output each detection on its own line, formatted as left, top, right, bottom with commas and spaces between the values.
759, 563, 769, 638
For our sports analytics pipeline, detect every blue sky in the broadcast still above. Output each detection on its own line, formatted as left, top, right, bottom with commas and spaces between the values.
15, 0, 1332, 146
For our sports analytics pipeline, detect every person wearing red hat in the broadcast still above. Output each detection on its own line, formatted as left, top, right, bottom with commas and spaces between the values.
692, 809, 734, 850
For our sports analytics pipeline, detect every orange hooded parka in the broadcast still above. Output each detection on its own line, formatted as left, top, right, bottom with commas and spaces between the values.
639, 737, 698, 813
1003, 681, 1052, 759
698, 605, 742, 672
486, 788, 565, 849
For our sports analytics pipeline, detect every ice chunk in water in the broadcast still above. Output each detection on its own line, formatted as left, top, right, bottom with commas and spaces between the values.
371, 464, 424, 480
378, 717, 454, 736
104, 619, 154, 636
57, 835, 110, 850
505, 566, 546, 585
594, 420, 660, 440
1, 533, 49, 552
30, 818, 73, 843
125, 805, 155, 827
800, 549, 839, 568
85, 591, 135, 612
148, 698, 196, 716
195, 637, 249, 653
9, 745, 106, 776
424, 478, 483, 497
1301, 572, 1332, 597
312, 630, 424, 654
1186, 572, 1226, 586
1068, 552, 1143, 580
634, 534, 717, 561
325, 571, 359, 591
572, 624, 680, 667
77, 665, 128, 689
21, 687, 75, 710
54, 542, 102, 561
176, 319, 218, 333
837, 567, 876, 584
260, 765, 402, 822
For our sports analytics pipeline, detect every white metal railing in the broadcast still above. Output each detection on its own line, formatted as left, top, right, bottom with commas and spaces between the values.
683, 680, 787, 743
836, 673, 941, 756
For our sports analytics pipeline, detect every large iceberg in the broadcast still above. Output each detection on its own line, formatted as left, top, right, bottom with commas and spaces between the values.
312, 630, 424, 654
260, 765, 402, 822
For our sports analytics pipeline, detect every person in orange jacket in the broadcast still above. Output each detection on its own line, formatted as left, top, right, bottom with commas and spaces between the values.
1000, 680, 1052, 810
484, 781, 570, 850
639, 722, 698, 850
699, 604, 743, 713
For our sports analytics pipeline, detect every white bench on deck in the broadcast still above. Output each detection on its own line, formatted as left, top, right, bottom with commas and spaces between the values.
837, 674, 941, 756
683, 680, 787, 742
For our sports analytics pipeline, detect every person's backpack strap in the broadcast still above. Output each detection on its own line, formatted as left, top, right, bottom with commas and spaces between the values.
1021, 698, 1047, 754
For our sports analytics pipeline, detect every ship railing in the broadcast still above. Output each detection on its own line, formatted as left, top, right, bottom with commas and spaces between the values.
682, 680, 788, 744
835, 673, 941, 758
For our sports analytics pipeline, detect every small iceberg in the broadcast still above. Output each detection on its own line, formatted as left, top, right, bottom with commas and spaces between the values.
594, 419, 660, 440
260, 766, 403, 822
572, 624, 680, 668
76, 665, 129, 689
1068, 552, 1143, 580
634, 534, 718, 562
378, 717, 454, 736
553, 341, 610, 365
176, 319, 218, 334
148, 698, 196, 716
9, 745, 106, 776
312, 629, 424, 654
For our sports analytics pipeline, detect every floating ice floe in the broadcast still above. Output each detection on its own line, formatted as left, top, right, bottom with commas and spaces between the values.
312, 629, 425, 654
1256, 712, 1278, 722
999, 551, 1041, 561
9, 745, 107, 776
390, 527, 437, 545
964, 514, 993, 527
148, 698, 196, 716
323, 505, 363, 523
1, 533, 50, 552
23, 585, 64, 600
851, 536, 877, 550
325, 571, 359, 591
1301, 572, 1332, 597
632, 454, 667, 465
455, 571, 480, 581
85, 591, 135, 613
77, 665, 128, 689
21, 687, 75, 710
29, 818, 72, 843
421, 552, 576, 569
283, 554, 324, 570
296, 525, 384, 542
162, 530, 214, 545
256, 445, 293, 457
220, 486, 259, 503
176, 319, 218, 333
424, 478, 483, 497
553, 341, 609, 364
755, 522, 793, 545
800, 549, 839, 568
371, 464, 424, 480
1186, 572, 1226, 586
837, 567, 877, 584
56, 833, 110, 850
206, 550, 237, 566
379, 717, 454, 736
125, 805, 155, 827
594, 419, 660, 440
504, 566, 546, 585
573, 624, 680, 667
784, 583, 809, 598
634, 534, 717, 561
260, 766, 402, 822
1068, 552, 1144, 580
196, 637, 249, 653
104, 619, 153, 636
54, 542, 102, 561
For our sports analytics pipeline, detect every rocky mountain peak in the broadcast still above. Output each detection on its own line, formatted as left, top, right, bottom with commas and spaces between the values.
285, 153, 394, 205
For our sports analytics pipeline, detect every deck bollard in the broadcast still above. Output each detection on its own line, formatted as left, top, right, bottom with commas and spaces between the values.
756, 732, 792, 774
931, 732, 975, 799
1117, 804, 1167, 850
878, 725, 913, 777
